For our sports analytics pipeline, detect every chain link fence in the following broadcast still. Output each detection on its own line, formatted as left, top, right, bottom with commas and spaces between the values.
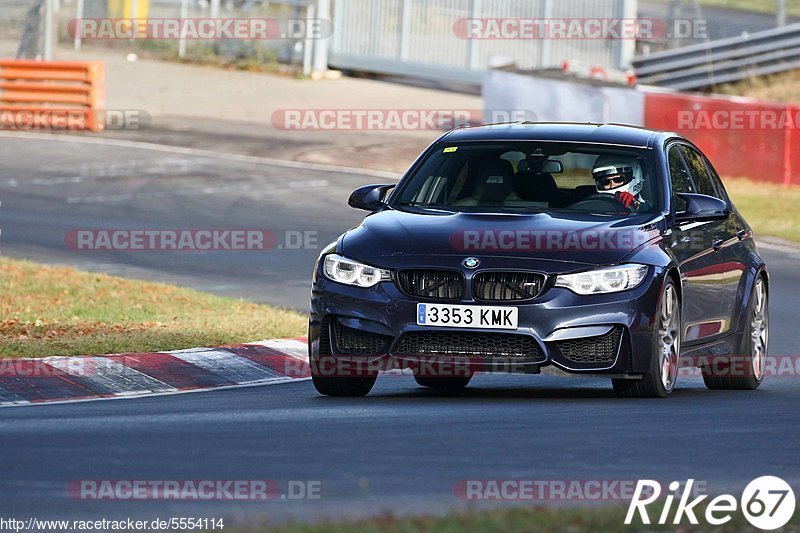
72, 0, 314, 69
3, 0, 797, 81
1, 0, 46, 58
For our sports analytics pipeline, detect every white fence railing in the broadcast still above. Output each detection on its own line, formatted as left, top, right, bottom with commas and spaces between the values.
329, 0, 637, 84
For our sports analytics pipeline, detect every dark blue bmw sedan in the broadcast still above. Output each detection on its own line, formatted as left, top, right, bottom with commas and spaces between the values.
309, 123, 769, 398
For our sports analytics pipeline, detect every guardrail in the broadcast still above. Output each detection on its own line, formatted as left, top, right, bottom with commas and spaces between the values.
632, 23, 800, 90
0, 59, 105, 131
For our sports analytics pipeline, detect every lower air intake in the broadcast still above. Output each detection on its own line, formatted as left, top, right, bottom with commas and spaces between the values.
395, 331, 543, 359
556, 327, 623, 365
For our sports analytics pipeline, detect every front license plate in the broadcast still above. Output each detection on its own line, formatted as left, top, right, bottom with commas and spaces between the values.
416, 303, 518, 330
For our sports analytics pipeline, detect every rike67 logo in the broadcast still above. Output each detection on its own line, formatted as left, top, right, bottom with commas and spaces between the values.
626, 477, 796, 530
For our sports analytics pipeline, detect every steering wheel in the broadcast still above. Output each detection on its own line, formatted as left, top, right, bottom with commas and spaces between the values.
569, 193, 628, 213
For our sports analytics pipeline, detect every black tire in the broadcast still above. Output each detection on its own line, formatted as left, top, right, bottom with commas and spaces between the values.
414, 374, 472, 389
311, 373, 377, 397
703, 276, 767, 390
613, 277, 681, 398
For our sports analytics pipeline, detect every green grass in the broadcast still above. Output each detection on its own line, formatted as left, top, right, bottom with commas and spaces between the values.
0, 257, 306, 358
725, 177, 800, 242
227, 504, 800, 533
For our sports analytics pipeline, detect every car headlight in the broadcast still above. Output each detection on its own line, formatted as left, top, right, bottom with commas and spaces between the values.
322, 254, 391, 288
555, 264, 648, 295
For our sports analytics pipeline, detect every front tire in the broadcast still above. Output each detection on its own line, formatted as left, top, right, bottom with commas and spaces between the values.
613, 278, 681, 398
703, 276, 767, 390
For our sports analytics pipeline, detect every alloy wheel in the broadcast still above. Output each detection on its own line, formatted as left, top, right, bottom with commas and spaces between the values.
750, 278, 768, 381
658, 284, 680, 391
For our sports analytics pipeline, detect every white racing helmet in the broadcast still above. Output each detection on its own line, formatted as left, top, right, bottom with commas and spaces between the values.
592, 155, 643, 197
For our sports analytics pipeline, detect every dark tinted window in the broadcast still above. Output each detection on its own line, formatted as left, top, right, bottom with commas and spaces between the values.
668, 145, 694, 212
680, 145, 719, 198
703, 155, 730, 203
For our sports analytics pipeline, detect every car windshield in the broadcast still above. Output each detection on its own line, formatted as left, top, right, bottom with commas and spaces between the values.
393, 142, 660, 215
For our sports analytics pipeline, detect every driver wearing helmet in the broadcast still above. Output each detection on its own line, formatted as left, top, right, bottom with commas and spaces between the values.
592, 155, 646, 211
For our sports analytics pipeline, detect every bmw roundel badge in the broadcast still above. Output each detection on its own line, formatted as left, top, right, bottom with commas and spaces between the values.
462, 257, 481, 269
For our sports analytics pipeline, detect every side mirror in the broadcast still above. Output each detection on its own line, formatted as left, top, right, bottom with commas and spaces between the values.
675, 193, 730, 222
348, 184, 395, 212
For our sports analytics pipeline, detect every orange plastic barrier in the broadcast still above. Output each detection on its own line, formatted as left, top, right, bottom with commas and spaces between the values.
0, 60, 105, 131
644, 90, 799, 187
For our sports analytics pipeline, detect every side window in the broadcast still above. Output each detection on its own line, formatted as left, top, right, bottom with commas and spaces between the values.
668, 145, 694, 212
680, 145, 719, 198
703, 156, 730, 203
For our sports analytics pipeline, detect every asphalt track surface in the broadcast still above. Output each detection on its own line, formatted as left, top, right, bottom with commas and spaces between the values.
1, 134, 799, 525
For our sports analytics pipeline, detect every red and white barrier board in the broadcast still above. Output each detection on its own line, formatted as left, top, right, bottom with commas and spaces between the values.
483, 70, 799, 186
642, 89, 797, 187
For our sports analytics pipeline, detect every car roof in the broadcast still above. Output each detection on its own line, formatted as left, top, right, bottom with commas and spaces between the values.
440, 122, 681, 149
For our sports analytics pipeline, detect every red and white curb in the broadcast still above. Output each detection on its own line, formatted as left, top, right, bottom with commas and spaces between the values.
0, 338, 310, 407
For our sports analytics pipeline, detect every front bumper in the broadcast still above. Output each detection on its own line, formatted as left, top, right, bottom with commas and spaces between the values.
310, 265, 665, 376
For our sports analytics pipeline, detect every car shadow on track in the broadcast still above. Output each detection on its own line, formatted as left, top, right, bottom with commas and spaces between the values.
309, 375, 714, 402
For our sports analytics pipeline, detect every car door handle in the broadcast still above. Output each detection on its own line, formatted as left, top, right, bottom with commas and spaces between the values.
736, 229, 748, 241
712, 238, 724, 251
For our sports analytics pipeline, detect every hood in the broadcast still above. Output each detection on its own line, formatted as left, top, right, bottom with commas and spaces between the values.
341, 209, 662, 271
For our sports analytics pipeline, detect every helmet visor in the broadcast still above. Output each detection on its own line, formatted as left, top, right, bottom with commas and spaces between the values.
593, 166, 634, 190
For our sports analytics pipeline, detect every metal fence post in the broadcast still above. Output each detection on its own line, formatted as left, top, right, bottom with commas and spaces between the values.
539, 0, 553, 67
43, 0, 54, 60
399, 0, 411, 61
467, 0, 481, 70
615, 0, 637, 69
312, 0, 331, 73
178, 0, 189, 58
303, 4, 316, 76
74, 0, 85, 51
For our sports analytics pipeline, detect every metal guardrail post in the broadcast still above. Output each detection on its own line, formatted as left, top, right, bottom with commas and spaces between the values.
778, 0, 788, 27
